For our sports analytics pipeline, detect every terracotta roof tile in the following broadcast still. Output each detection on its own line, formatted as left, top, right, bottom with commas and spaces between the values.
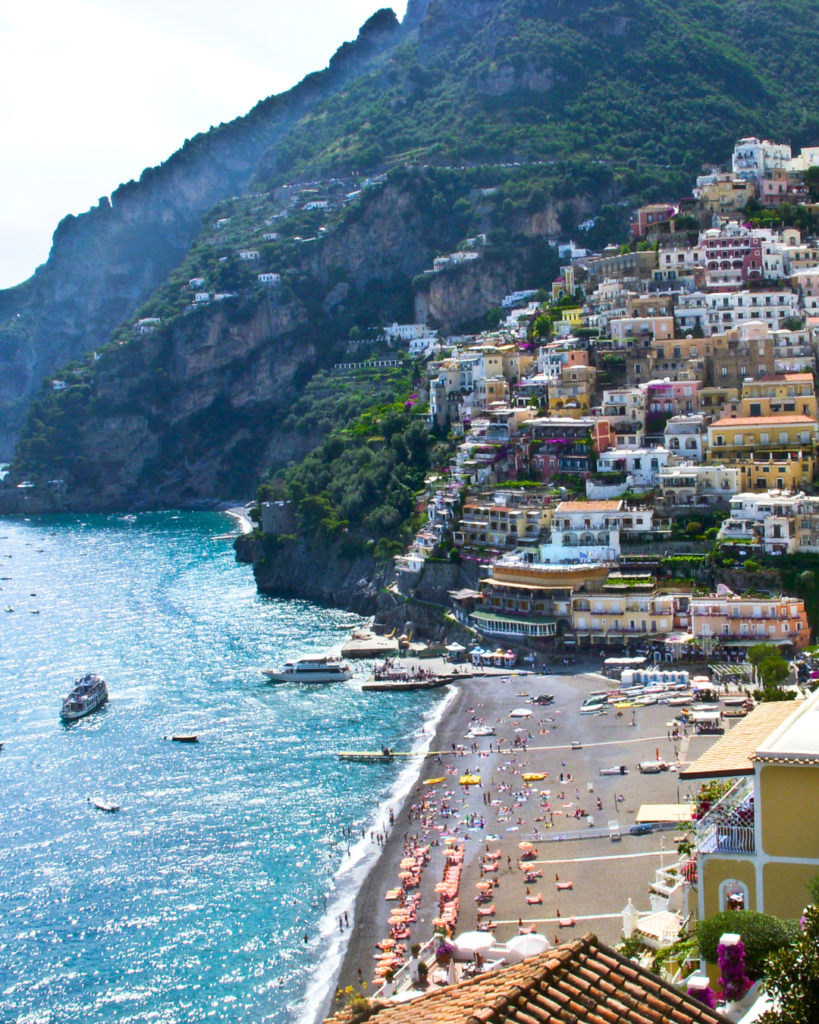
324, 935, 730, 1024
680, 699, 803, 778
709, 414, 817, 427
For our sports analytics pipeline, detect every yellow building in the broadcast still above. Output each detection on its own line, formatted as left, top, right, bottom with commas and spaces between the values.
706, 414, 819, 463
473, 561, 609, 639
699, 174, 754, 214
740, 373, 818, 420
571, 574, 688, 645
549, 364, 596, 418
501, 350, 535, 382
682, 693, 819, 921
737, 454, 816, 490
454, 502, 552, 551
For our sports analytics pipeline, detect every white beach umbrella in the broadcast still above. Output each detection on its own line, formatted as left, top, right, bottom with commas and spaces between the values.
452, 930, 495, 960
507, 933, 551, 958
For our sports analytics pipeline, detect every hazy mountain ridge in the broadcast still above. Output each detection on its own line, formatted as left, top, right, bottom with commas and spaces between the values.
0, 8, 404, 457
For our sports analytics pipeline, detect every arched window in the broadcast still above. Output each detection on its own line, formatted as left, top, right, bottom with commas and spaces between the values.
719, 878, 749, 912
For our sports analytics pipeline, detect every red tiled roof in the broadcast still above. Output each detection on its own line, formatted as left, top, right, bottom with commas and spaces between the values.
755, 373, 814, 383
709, 414, 817, 428
325, 935, 729, 1024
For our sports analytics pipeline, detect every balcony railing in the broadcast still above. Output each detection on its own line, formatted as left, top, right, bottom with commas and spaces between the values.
696, 777, 755, 855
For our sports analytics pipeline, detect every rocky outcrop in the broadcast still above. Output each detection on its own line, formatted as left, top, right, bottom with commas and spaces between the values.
414, 260, 512, 329
235, 532, 392, 613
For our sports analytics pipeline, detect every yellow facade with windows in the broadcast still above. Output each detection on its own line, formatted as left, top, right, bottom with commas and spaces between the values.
683, 694, 819, 925
739, 373, 818, 420
706, 414, 819, 462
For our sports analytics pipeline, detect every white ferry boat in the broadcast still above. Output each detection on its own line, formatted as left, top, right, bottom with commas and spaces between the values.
61, 673, 108, 720
262, 655, 352, 684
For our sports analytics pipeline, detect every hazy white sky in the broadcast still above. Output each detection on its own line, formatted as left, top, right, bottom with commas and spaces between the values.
0, 0, 407, 289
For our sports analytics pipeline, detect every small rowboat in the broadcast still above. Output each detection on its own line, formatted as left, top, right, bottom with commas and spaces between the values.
168, 734, 199, 743
88, 796, 120, 813
423, 777, 446, 785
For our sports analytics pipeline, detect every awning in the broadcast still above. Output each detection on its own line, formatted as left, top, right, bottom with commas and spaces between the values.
636, 803, 695, 824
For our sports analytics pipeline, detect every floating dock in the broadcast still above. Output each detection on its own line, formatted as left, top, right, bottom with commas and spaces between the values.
361, 673, 463, 692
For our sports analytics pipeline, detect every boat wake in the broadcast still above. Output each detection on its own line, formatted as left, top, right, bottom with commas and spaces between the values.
296, 684, 459, 1024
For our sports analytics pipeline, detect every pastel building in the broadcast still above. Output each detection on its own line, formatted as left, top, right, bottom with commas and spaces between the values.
681, 692, 819, 922
690, 587, 809, 651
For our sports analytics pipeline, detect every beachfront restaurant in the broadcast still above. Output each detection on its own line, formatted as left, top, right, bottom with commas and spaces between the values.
469, 610, 557, 638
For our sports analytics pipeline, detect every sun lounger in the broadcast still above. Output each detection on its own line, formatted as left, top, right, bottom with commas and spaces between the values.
477, 903, 496, 916
526, 893, 543, 904
556, 880, 573, 890
518, 924, 536, 934
558, 916, 576, 927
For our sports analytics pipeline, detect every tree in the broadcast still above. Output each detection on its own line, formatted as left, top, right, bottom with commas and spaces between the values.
759, 905, 819, 1024
697, 911, 799, 980
758, 657, 790, 690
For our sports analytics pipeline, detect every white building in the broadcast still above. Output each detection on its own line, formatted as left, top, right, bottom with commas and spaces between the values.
664, 414, 706, 461
258, 273, 281, 285
502, 290, 539, 307
238, 250, 260, 261
303, 200, 329, 211
52, 380, 67, 391
539, 500, 624, 563
137, 317, 161, 333
189, 277, 205, 288
194, 292, 210, 303
674, 292, 710, 335
596, 447, 671, 491
732, 138, 792, 180
384, 323, 435, 343
657, 463, 743, 506
263, 233, 280, 242
705, 291, 799, 333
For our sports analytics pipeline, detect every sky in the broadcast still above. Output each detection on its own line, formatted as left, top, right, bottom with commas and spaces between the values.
0, 0, 407, 290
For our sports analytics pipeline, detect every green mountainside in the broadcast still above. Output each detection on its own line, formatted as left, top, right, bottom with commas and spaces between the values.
5, 0, 819, 509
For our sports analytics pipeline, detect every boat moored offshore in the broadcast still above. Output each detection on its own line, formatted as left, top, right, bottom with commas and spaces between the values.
262, 655, 352, 684
61, 673, 108, 720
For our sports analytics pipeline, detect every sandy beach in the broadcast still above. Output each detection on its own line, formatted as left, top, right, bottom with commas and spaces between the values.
320, 657, 717, 1018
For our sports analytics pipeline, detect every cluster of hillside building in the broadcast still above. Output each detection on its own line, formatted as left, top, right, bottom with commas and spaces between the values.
388, 138, 819, 656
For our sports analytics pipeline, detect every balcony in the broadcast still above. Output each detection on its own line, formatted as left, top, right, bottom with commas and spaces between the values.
696, 778, 755, 855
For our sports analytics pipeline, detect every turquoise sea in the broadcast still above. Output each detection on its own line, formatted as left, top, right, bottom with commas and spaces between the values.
0, 512, 447, 1024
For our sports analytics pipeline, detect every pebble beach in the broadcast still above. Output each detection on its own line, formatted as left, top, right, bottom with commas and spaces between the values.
321, 658, 719, 1018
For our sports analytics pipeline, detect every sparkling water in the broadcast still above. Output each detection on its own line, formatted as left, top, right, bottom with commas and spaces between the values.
0, 513, 444, 1023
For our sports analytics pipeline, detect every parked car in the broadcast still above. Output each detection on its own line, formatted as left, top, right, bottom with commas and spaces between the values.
629, 823, 657, 836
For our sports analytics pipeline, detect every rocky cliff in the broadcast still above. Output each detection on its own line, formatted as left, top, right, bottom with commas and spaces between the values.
235, 532, 390, 613
0, 9, 403, 459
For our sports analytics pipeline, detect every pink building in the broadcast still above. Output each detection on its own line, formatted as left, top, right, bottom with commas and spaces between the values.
630, 204, 676, 238
647, 380, 701, 416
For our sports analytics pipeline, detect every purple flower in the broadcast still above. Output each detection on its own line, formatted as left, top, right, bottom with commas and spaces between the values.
718, 939, 751, 1003
688, 984, 718, 1010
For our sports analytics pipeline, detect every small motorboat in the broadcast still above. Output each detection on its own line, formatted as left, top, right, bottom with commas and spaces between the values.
88, 796, 120, 813
167, 734, 199, 743
5, 606, 13, 613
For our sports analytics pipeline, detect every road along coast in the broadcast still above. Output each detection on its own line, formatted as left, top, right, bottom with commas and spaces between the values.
317, 661, 719, 1021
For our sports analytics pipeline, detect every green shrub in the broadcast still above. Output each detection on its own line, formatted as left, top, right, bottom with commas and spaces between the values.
697, 911, 800, 979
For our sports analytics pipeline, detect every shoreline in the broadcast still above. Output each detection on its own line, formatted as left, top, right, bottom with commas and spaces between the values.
299, 682, 460, 1024
315, 660, 716, 1023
